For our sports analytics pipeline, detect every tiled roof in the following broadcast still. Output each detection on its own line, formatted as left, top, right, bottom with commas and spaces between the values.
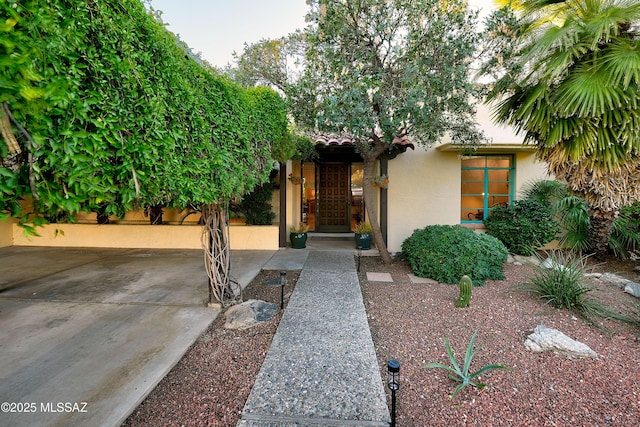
312, 134, 414, 149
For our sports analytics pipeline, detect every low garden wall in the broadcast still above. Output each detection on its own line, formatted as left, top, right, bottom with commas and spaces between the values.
2, 222, 278, 250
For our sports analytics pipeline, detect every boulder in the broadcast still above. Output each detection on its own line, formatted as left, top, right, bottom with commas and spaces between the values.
224, 299, 279, 330
511, 254, 540, 266
624, 283, 640, 299
524, 325, 596, 358
594, 273, 640, 298
599, 272, 633, 289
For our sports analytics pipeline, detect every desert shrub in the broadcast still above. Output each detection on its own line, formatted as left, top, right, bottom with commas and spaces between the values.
523, 251, 640, 328
523, 251, 593, 312
401, 225, 508, 286
483, 199, 558, 255
522, 180, 640, 256
611, 202, 640, 259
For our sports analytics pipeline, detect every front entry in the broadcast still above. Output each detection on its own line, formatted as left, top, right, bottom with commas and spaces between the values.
317, 164, 351, 232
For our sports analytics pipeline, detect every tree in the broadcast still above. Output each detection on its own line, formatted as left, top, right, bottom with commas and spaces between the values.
227, 37, 305, 94
482, 0, 640, 257
292, 0, 484, 263
0, 0, 289, 306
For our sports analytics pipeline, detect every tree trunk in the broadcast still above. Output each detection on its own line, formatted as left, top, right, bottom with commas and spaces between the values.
588, 207, 618, 259
201, 203, 241, 307
362, 155, 393, 264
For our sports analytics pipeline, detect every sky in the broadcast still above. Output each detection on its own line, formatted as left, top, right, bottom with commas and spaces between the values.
149, 0, 497, 69
149, 0, 310, 68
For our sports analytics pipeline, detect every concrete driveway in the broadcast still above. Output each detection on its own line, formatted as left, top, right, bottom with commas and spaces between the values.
0, 246, 273, 427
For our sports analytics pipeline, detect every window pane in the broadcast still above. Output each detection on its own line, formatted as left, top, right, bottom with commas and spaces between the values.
488, 169, 510, 181
461, 181, 484, 195
486, 156, 511, 168
461, 157, 485, 168
461, 196, 484, 209
461, 169, 484, 181
489, 196, 510, 208
488, 181, 509, 194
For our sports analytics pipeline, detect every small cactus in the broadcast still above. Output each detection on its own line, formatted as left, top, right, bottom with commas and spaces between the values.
455, 275, 472, 308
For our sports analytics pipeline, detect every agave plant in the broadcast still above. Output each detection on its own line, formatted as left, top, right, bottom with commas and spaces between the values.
424, 330, 510, 400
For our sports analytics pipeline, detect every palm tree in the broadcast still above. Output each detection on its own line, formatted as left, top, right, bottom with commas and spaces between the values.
485, 0, 640, 257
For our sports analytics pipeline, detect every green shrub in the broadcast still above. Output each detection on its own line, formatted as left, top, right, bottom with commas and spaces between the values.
483, 199, 558, 255
401, 225, 508, 286
611, 202, 640, 259
233, 182, 276, 225
521, 180, 590, 252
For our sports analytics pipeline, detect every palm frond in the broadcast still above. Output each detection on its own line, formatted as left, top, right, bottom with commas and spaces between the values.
601, 41, 640, 90
520, 178, 569, 203
553, 195, 591, 251
555, 67, 624, 117
546, 115, 583, 146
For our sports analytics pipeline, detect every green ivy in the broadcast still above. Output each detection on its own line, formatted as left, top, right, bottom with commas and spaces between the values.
1, 0, 289, 226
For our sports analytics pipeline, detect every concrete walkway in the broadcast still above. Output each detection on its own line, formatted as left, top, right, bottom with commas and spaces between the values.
239, 249, 390, 426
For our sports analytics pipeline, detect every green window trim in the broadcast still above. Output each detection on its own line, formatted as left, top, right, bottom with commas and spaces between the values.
461, 155, 514, 223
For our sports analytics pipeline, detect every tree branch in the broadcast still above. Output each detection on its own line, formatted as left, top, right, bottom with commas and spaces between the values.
2, 103, 39, 200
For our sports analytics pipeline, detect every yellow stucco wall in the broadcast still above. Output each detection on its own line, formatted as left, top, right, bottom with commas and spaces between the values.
0, 218, 13, 247
386, 148, 550, 253
6, 223, 278, 250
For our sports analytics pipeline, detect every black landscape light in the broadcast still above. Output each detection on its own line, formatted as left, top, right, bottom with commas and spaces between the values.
279, 270, 286, 310
387, 359, 400, 427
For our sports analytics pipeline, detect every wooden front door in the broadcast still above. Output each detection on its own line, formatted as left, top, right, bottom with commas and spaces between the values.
317, 164, 351, 232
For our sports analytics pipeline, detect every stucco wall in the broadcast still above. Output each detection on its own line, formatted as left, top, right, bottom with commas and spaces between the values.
7, 223, 278, 250
0, 218, 13, 247
387, 148, 460, 253
386, 146, 550, 254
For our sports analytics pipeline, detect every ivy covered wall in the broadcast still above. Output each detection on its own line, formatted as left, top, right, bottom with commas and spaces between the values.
1, 0, 289, 231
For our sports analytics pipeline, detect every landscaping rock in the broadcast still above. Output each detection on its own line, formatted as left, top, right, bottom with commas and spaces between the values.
599, 272, 634, 289
511, 254, 540, 266
624, 283, 640, 298
524, 325, 596, 358
540, 257, 570, 271
224, 299, 278, 330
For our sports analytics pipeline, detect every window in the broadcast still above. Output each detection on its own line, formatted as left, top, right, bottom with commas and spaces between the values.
461, 155, 514, 222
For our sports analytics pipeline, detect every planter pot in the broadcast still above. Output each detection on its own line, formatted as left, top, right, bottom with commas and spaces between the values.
355, 233, 372, 250
290, 232, 308, 249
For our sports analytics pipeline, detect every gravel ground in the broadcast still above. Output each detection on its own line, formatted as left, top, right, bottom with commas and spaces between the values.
124, 257, 640, 427
361, 256, 640, 427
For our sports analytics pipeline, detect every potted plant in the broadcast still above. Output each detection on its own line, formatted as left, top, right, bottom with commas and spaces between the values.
372, 174, 389, 189
354, 222, 373, 250
290, 223, 309, 249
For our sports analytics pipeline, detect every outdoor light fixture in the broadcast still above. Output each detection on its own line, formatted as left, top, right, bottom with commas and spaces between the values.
264, 271, 287, 310
357, 248, 362, 272
279, 271, 286, 310
387, 359, 400, 427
